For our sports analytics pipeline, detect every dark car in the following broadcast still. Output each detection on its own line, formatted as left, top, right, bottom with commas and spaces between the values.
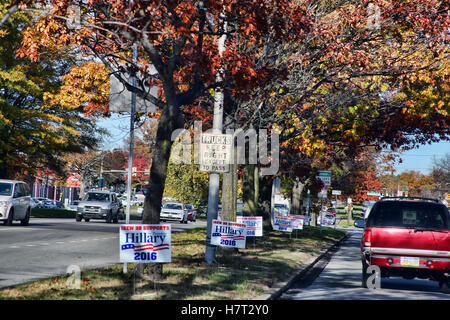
359, 197, 450, 292
185, 204, 197, 222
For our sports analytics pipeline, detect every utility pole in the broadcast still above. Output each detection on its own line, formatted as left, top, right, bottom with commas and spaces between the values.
205, 16, 227, 265
124, 42, 137, 273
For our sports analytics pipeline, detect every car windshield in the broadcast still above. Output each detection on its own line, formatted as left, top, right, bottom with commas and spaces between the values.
367, 201, 449, 230
163, 203, 183, 210
83, 193, 110, 202
0, 183, 13, 196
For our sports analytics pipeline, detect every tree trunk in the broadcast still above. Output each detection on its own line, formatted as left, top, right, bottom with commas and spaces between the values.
258, 175, 273, 230
243, 164, 257, 216
142, 80, 181, 225
141, 79, 181, 278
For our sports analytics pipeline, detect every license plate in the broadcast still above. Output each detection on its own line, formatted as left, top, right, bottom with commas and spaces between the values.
400, 256, 419, 267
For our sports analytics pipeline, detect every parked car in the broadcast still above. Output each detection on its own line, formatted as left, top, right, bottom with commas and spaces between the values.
76, 190, 122, 223
160, 202, 188, 224
42, 199, 63, 209
120, 196, 142, 207
185, 204, 197, 222
0, 179, 31, 226
65, 200, 80, 211
31, 197, 47, 208
359, 197, 450, 292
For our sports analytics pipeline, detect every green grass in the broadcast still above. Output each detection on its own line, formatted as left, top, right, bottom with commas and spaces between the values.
0, 226, 346, 300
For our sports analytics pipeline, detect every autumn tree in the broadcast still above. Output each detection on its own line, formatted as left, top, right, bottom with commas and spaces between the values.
9, 1, 315, 229
0, 8, 103, 180
431, 153, 450, 194
217, 0, 449, 212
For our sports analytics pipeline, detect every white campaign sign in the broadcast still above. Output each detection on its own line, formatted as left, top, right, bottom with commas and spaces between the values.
211, 220, 247, 249
273, 215, 293, 232
120, 224, 171, 263
236, 216, 263, 237
290, 215, 304, 230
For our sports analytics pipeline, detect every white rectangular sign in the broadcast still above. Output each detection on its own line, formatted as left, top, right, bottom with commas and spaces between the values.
211, 220, 247, 248
199, 133, 233, 173
290, 215, 304, 230
236, 216, 263, 237
273, 215, 293, 232
120, 224, 171, 263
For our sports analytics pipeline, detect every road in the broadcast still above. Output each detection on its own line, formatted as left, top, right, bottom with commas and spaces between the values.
0, 218, 206, 289
280, 228, 450, 300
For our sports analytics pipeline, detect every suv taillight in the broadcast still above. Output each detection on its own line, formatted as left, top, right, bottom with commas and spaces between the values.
364, 229, 372, 247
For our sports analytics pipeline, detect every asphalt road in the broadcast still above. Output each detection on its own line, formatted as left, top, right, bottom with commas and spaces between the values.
0, 218, 206, 289
280, 228, 450, 300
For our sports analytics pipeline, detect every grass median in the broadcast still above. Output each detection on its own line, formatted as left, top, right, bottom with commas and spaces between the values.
0, 226, 346, 300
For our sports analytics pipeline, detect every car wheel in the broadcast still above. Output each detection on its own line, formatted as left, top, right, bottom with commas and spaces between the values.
76, 215, 82, 222
20, 209, 30, 226
113, 212, 119, 223
4, 209, 13, 226
85, 218, 90, 222
106, 211, 112, 223
439, 278, 450, 294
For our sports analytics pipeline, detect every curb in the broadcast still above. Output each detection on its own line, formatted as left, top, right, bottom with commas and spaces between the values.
253, 232, 349, 300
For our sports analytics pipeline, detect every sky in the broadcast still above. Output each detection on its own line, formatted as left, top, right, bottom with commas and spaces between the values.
392, 141, 449, 175
97, 115, 449, 176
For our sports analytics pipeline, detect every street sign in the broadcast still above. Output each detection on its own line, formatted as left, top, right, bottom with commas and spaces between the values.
199, 133, 233, 173
317, 171, 332, 186
119, 224, 171, 263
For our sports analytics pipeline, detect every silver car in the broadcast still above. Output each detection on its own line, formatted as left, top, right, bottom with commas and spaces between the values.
0, 179, 31, 226
76, 191, 122, 223
160, 202, 188, 224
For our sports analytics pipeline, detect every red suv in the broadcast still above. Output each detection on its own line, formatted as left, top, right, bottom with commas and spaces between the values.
360, 197, 450, 292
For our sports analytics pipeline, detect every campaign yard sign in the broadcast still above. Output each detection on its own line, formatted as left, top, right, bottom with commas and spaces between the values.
290, 215, 304, 230
120, 224, 171, 263
236, 216, 263, 237
273, 215, 293, 232
211, 220, 247, 249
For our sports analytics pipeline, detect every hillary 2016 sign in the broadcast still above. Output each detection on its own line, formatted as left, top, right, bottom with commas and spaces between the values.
273, 215, 293, 232
120, 224, 171, 263
290, 215, 304, 230
211, 220, 247, 249
236, 216, 263, 237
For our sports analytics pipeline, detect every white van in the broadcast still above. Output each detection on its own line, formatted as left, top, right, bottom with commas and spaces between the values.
0, 179, 32, 226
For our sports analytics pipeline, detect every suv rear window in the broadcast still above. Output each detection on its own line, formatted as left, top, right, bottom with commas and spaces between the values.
366, 201, 449, 230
